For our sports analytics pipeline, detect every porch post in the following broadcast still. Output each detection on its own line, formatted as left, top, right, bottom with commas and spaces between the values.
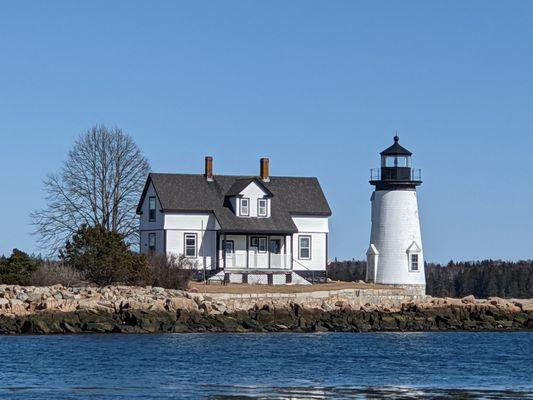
283, 235, 287, 269
246, 234, 249, 269
215, 232, 219, 270
267, 235, 271, 269
290, 234, 294, 270
222, 233, 226, 270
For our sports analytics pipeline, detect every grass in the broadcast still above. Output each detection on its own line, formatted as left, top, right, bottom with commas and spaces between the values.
188, 281, 390, 294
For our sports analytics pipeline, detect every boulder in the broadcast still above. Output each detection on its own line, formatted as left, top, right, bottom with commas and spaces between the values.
16, 292, 29, 302
211, 302, 227, 314
381, 315, 398, 330
514, 300, 533, 312
9, 299, 27, 314
37, 299, 59, 310
169, 297, 199, 312
76, 300, 99, 311
84, 322, 116, 333
199, 301, 213, 314
461, 295, 476, 304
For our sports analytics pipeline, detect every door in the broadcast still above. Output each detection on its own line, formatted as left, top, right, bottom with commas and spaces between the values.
269, 239, 281, 254
269, 239, 282, 268
224, 240, 235, 268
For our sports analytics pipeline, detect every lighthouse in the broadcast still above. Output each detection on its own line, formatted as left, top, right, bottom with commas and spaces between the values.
367, 136, 426, 295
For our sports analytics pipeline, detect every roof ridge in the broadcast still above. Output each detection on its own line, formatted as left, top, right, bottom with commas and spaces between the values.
150, 172, 319, 179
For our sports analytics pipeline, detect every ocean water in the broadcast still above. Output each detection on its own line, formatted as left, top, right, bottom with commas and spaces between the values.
0, 332, 531, 399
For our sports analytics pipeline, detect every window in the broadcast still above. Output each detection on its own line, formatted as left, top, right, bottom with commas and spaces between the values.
299, 236, 311, 260
240, 198, 249, 216
384, 156, 396, 167
258, 237, 267, 253
224, 240, 235, 267
148, 233, 156, 252
406, 242, 421, 272
184, 233, 197, 258
224, 240, 234, 254
149, 196, 156, 221
250, 236, 267, 253
410, 254, 419, 271
383, 156, 410, 168
258, 198, 267, 217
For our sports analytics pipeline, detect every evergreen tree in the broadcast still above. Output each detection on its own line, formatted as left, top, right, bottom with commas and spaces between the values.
0, 249, 38, 285
61, 225, 149, 286
329, 259, 533, 298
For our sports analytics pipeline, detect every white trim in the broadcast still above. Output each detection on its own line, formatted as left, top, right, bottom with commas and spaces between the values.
154, 228, 218, 232
366, 243, 380, 256
409, 253, 420, 271
184, 233, 197, 258
257, 198, 268, 217
298, 235, 311, 260
406, 241, 422, 273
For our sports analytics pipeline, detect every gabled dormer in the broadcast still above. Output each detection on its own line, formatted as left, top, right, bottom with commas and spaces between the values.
406, 241, 422, 272
225, 177, 273, 218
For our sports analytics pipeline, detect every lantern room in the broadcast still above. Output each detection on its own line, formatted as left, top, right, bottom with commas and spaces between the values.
370, 135, 422, 189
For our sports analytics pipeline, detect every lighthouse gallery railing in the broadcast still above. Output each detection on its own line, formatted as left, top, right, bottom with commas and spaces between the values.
370, 168, 422, 181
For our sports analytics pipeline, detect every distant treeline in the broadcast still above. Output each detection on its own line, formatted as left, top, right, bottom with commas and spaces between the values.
326, 260, 367, 282
327, 259, 533, 298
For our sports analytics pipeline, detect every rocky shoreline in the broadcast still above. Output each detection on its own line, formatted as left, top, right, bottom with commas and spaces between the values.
0, 285, 532, 334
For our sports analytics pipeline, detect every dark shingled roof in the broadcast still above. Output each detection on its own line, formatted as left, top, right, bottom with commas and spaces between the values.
380, 136, 413, 156
137, 173, 331, 234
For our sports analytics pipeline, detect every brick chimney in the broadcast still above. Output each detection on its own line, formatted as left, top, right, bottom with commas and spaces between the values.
205, 156, 213, 181
260, 158, 270, 182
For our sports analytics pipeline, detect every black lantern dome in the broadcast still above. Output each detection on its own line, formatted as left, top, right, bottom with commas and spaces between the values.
380, 135, 412, 157
370, 136, 422, 190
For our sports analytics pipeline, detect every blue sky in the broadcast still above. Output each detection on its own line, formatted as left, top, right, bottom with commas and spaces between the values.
1, 2, 532, 262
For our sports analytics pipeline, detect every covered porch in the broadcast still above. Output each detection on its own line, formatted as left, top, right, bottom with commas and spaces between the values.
218, 232, 293, 271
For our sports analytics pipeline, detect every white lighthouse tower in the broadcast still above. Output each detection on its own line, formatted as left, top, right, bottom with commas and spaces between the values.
366, 136, 426, 296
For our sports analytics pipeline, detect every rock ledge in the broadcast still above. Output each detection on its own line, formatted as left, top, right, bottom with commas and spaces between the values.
0, 285, 531, 334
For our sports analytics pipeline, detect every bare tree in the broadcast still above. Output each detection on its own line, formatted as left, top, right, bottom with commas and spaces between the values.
31, 125, 150, 254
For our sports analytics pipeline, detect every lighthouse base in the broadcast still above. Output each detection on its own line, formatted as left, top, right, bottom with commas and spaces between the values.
383, 284, 426, 297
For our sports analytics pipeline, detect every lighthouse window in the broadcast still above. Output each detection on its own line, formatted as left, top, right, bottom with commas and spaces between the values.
410, 254, 419, 271
385, 156, 395, 167
397, 156, 409, 167
384, 156, 410, 167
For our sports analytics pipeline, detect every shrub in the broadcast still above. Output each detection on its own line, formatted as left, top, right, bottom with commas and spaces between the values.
61, 225, 150, 286
147, 253, 196, 290
30, 261, 85, 287
0, 249, 38, 285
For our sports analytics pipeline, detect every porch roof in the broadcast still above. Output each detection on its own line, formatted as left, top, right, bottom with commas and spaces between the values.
215, 205, 297, 234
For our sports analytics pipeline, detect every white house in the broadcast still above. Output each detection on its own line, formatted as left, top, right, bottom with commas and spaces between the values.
367, 136, 426, 295
137, 157, 331, 284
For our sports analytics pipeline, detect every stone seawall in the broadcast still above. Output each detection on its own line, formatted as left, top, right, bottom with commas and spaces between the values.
205, 286, 426, 311
0, 285, 531, 334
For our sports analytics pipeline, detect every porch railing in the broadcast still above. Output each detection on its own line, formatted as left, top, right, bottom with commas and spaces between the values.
224, 253, 292, 270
